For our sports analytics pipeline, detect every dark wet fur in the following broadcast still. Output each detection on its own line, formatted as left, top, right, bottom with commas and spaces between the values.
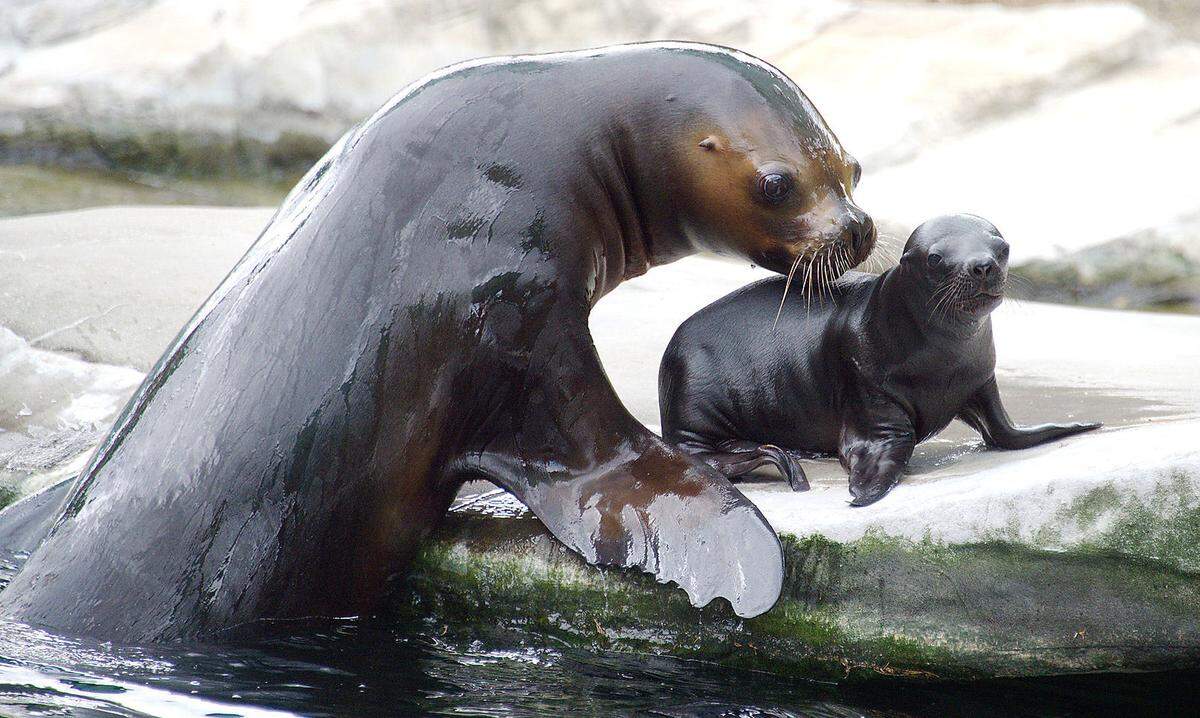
659, 214, 1101, 506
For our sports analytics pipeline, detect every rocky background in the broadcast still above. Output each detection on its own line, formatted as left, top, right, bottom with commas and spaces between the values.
1, 0, 1198, 311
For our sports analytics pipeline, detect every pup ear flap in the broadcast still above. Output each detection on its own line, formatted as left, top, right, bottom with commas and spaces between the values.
697, 136, 722, 151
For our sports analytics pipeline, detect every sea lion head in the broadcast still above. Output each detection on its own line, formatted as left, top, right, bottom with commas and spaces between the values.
900, 213, 1009, 323
669, 49, 875, 278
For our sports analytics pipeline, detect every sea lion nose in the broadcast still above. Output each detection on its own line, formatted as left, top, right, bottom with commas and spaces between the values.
969, 257, 998, 280
847, 209, 875, 257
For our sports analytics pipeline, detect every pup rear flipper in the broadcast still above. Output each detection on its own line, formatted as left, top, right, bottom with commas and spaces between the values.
959, 378, 1102, 450
675, 438, 810, 492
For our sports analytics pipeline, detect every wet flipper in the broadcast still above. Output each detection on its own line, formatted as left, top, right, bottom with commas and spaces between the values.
677, 439, 810, 492
838, 396, 915, 507
959, 378, 1102, 450
458, 326, 783, 618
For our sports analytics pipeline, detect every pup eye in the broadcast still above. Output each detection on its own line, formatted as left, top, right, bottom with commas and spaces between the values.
927, 253, 943, 268
758, 173, 793, 204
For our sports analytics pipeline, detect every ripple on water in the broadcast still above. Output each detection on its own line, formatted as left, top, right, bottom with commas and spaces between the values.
0, 612, 1195, 717
0, 615, 890, 718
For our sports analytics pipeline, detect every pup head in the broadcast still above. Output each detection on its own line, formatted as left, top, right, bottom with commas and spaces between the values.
900, 214, 1009, 324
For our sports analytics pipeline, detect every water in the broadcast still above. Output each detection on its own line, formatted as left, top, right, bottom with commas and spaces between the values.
0, 494, 1196, 718
0, 605, 1196, 717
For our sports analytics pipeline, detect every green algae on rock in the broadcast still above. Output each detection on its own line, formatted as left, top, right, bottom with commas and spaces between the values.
0, 122, 328, 183
397, 509, 1200, 681
1013, 233, 1200, 313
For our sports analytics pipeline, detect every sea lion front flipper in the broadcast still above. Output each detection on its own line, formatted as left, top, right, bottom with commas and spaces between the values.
676, 439, 810, 492
458, 327, 783, 618
958, 378, 1102, 450
838, 398, 915, 507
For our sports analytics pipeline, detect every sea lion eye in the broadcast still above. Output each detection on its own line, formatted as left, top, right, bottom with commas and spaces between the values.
758, 173, 793, 204
927, 253, 943, 268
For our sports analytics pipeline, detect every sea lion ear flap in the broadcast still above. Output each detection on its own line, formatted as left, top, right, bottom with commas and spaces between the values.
698, 136, 722, 151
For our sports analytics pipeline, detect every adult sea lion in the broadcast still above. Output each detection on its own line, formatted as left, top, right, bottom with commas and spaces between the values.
0, 43, 874, 641
659, 214, 1099, 506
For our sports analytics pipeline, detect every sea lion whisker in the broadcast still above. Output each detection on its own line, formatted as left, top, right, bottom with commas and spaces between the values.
826, 252, 835, 295
815, 254, 824, 303
927, 280, 956, 309
872, 234, 903, 252
929, 277, 962, 321
945, 276, 968, 318
1003, 272, 1032, 300
821, 252, 832, 303
946, 274, 973, 318
802, 257, 816, 315
772, 252, 805, 330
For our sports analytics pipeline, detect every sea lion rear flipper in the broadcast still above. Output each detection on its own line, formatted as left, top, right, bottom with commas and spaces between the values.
459, 328, 783, 618
958, 378, 1102, 450
676, 439, 810, 492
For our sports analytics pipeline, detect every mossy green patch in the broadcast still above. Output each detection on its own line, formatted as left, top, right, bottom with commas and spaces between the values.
1084, 471, 1200, 570
1013, 239, 1200, 313
1, 122, 329, 182
395, 514, 1200, 681
0, 164, 288, 217
1042, 470, 1200, 572
0, 485, 18, 511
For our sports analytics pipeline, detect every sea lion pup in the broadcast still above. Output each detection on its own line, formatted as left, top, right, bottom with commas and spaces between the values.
659, 214, 1100, 506
0, 43, 874, 641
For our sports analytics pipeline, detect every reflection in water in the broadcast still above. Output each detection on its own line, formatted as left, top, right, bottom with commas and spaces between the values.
0, 615, 869, 718
0, 607, 1197, 717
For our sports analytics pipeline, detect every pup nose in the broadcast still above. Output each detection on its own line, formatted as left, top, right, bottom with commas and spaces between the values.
969, 257, 998, 279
